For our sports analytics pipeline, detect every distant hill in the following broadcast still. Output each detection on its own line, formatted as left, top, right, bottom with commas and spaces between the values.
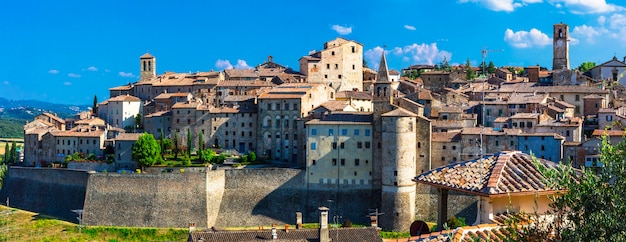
0, 98, 90, 138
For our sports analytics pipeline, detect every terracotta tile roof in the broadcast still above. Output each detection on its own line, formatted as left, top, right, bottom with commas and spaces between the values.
216, 80, 275, 88
461, 127, 521, 136
115, 133, 143, 141
382, 107, 418, 117
414, 151, 564, 197
258, 84, 318, 99
494, 82, 608, 94
172, 102, 199, 109
336, 91, 372, 100
51, 130, 104, 137
490, 212, 532, 225
431, 120, 466, 129
41, 112, 66, 124
412, 224, 511, 242
188, 227, 382, 242
140, 53, 154, 58
319, 100, 352, 111
108, 95, 141, 102
223, 95, 256, 102
509, 113, 540, 119
389, 69, 400, 75
306, 112, 373, 125
109, 84, 133, 91
145, 110, 171, 118
224, 69, 258, 78
592, 129, 626, 137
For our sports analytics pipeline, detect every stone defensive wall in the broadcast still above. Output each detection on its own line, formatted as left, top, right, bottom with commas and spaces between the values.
0, 167, 90, 223
0, 167, 476, 228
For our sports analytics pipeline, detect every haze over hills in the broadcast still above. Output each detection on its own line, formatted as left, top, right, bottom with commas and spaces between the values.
0, 97, 90, 138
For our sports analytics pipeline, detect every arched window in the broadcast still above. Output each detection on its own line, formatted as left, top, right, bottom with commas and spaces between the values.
284, 116, 290, 128
148, 61, 152, 71
275, 116, 281, 128
383, 87, 388, 97
263, 116, 272, 128
377, 87, 381, 97
143, 61, 147, 71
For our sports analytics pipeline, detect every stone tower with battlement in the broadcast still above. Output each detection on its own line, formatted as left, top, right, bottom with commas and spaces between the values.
553, 23, 569, 70
140, 53, 156, 81
372, 51, 394, 195
380, 109, 417, 232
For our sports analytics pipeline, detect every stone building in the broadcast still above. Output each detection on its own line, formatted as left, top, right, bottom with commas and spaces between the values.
257, 84, 334, 164
97, 95, 142, 129
143, 110, 172, 139
588, 56, 626, 86
305, 112, 373, 186
113, 133, 142, 170
299, 37, 363, 92
553, 23, 569, 70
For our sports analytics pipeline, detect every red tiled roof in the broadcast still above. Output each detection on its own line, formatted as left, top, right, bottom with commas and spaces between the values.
412, 224, 511, 242
115, 133, 143, 141
592, 129, 626, 137
109, 95, 141, 102
189, 227, 382, 242
414, 151, 565, 197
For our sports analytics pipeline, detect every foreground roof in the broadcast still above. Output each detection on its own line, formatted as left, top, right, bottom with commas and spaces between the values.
412, 224, 511, 242
414, 151, 563, 197
188, 227, 382, 242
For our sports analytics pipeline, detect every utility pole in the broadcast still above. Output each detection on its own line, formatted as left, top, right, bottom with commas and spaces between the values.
476, 47, 502, 225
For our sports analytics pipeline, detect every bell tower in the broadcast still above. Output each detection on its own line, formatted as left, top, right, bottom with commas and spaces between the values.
553, 23, 569, 70
140, 53, 156, 81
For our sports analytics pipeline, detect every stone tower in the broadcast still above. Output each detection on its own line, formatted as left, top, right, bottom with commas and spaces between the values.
140, 53, 156, 81
553, 23, 569, 70
380, 109, 417, 232
372, 51, 394, 194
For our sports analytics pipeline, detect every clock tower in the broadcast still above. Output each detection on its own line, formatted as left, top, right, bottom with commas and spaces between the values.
553, 23, 569, 70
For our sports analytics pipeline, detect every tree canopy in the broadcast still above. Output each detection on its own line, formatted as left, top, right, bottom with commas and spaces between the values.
577, 62, 596, 72
512, 135, 626, 241
132, 133, 162, 168
465, 58, 475, 80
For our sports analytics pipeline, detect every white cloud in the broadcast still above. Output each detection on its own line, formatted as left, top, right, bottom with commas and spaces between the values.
331, 24, 352, 35
63, 82, 72, 86
234, 59, 253, 69
118, 72, 136, 78
215, 59, 233, 70
549, 0, 624, 14
598, 15, 606, 25
68, 73, 81, 78
404, 24, 416, 31
87, 66, 98, 71
2, 81, 9, 85
364, 43, 452, 70
458, 0, 524, 12
503, 28, 551, 48
48, 70, 59, 74
572, 24, 605, 43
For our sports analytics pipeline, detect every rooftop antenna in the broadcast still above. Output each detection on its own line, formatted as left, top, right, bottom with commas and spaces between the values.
476, 47, 502, 225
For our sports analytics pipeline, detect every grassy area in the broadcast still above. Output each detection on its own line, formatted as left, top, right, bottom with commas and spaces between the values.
0, 139, 24, 157
0, 205, 188, 242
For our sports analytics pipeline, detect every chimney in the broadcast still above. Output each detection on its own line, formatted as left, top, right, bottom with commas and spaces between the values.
296, 211, 303, 229
318, 207, 330, 242
271, 224, 277, 240
188, 222, 196, 232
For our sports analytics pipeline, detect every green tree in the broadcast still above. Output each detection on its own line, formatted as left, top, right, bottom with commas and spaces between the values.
513, 135, 626, 241
3, 143, 8, 164
200, 149, 215, 163
465, 58, 475, 81
162, 139, 172, 154
8, 141, 16, 164
132, 133, 162, 169
173, 130, 179, 160
134, 114, 143, 130
248, 151, 256, 162
198, 130, 204, 152
577, 61, 596, 72
440, 56, 451, 72
186, 128, 192, 155
93, 95, 98, 115
487, 61, 496, 74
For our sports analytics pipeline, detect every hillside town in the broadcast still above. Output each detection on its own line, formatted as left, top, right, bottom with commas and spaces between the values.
14, 22, 626, 240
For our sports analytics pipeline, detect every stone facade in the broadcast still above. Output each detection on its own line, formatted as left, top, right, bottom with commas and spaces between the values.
299, 37, 363, 92
553, 23, 569, 70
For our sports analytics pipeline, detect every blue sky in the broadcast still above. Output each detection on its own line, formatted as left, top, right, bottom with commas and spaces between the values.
2, 0, 626, 105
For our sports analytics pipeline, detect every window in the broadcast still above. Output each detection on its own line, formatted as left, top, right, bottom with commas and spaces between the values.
331, 51, 335, 56
520, 122, 525, 128
332, 142, 337, 149
311, 143, 317, 150
351, 46, 356, 53
365, 142, 371, 149
352, 64, 355, 70
442, 145, 446, 150
355, 159, 360, 166
541, 145, 545, 151
575, 94, 580, 101
338, 75, 342, 79
326, 64, 330, 69
312, 160, 316, 165
332, 159, 337, 166
442, 157, 445, 161
510, 140, 514, 146
340, 142, 345, 149
519, 104, 526, 109
560, 94, 564, 100
566, 130, 570, 137
311, 129, 317, 135
354, 129, 359, 136
357, 142, 362, 148
340, 159, 345, 166
329, 129, 334, 136
607, 115, 613, 121
341, 129, 347, 135
418, 142, 421, 148
495, 140, 499, 146
335, 64, 338, 69
365, 129, 371, 136
527, 122, 533, 128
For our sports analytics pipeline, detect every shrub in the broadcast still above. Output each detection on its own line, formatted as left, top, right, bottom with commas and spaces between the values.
446, 216, 466, 229
341, 219, 353, 228
182, 155, 191, 166
248, 151, 256, 162
240, 155, 249, 163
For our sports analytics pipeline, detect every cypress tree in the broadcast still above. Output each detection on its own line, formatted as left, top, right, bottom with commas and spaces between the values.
187, 128, 192, 155
3, 143, 8, 164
